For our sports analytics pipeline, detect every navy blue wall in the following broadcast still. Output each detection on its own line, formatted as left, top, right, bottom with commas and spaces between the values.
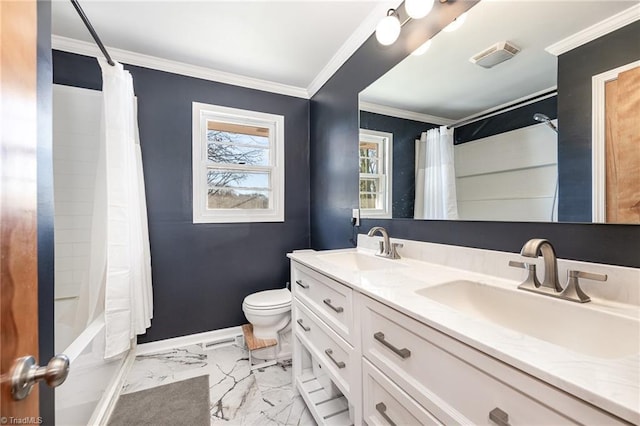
359, 111, 437, 218
558, 21, 640, 222
53, 51, 310, 343
310, 3, 640, 268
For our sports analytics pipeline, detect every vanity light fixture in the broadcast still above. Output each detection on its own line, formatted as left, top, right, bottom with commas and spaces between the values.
411, 39, 432, 56
375, 0, 449, 47
442, 12, 467, 32
405, 0, 435, 19
375, 9, 402, 46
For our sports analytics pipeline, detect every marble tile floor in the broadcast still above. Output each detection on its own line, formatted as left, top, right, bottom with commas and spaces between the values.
119, 340, 316, 425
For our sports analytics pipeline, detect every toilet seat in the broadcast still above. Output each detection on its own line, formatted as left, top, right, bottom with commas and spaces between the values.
243, 288, 291, 310
242, 304, 291, 316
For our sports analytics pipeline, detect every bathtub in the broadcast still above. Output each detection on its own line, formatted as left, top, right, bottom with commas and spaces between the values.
55, 315, 133, 425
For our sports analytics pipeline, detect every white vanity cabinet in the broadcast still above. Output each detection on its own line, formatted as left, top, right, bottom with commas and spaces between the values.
291, 262, 361, 425
359, 294, 627, 426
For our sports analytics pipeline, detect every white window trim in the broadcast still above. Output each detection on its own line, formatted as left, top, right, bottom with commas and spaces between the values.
192, 102, 285, 223
359, 129, 393, 219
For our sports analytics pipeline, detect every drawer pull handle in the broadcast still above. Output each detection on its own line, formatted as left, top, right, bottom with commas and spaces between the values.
375, 402, 396, 426
296, 319, 310, 332
374, 332, 411, 359
323, 298, 344, 313
489, 407, 511, 426
324, 349, 346, 369
296, 279, 309, 289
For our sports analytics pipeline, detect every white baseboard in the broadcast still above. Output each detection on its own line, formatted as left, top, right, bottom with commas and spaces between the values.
89, 349, 137, 426
135, 326, 244, 355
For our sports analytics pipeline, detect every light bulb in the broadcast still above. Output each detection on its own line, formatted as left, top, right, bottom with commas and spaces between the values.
405, 0, 434, 20
411, 39, 432, 56
375, 10, 401, 46
442, 12, 467, 33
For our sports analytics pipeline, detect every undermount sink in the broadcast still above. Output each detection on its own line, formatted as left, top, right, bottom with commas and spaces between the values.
318, 251, 408, 271
416, 280, 640, 359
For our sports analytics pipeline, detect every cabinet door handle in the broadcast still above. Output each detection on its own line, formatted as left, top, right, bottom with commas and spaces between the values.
324, 349, 346, 369
375, 402, 397, 426
296, 279, 309, 289
296, 319, 310, 332
489, 407, 511, 426
323, 298, 344, 313
374, 332, 411, 359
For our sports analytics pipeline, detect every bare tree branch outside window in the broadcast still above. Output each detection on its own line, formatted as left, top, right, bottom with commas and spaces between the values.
206, 130, 269, 209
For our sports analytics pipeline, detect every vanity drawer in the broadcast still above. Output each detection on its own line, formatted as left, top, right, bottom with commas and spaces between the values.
292, 262, 353, 344
363, 358, 442, 426
360, 295, 617, 425
294, 300, 355, 398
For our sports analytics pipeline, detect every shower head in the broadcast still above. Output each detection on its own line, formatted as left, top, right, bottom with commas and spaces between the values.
533, 113, 558, 133
533, 113, 550, 122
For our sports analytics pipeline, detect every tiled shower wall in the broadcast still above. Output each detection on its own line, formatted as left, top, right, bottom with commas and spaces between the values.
52, 84, 101, 350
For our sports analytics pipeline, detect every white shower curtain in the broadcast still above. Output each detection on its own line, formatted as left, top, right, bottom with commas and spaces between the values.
94, 59, 153, 358
414, 126, 459, 220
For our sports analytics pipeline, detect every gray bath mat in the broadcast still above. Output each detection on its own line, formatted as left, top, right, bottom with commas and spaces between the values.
108, 375, 210, 426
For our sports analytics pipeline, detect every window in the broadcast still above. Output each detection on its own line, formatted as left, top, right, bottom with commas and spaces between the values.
192, 102, 284, 223
359, 129, 392, 218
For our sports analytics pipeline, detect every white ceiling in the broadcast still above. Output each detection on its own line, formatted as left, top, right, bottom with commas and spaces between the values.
51, 0, 398, 95
359, 0, 638, 122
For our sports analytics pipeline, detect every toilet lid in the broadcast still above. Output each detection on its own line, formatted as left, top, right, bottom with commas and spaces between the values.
244, 288, 291, 309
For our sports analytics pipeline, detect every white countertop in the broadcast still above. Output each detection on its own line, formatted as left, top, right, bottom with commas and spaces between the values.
288, 246, 640, 424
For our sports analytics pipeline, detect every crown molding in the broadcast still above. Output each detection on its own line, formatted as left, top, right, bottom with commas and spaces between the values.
545, 4, 640, 56
52, 35, 310, 99
359, 101, 454, 126
450, 86, 557, 129
306, 0, 402, 97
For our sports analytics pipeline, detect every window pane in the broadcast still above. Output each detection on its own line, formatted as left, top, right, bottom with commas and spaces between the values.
207, 121, 270, 147
359, 158, 378, 174
208, 189, 270, 209
208, 170, 270, 189
360, 178, 379, 193
359, 141, 378, 158
208, 143, 270, 166
360, 193, 377, 209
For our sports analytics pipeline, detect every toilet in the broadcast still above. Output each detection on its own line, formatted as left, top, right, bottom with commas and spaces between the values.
242, 288, 292, 362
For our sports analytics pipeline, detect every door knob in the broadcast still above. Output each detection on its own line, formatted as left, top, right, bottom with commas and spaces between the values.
11, 354, 70, 400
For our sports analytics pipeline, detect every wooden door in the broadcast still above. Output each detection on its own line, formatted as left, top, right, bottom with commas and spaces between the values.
0, 0, 40, 419
605, 66, 640, 223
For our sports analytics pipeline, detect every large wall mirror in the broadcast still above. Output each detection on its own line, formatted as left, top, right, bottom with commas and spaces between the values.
358, 0, 639, 223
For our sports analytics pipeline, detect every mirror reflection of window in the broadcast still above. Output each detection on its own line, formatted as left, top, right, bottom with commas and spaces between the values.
359, 130, 392, 218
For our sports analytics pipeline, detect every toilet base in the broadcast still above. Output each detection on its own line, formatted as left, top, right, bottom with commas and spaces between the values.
243, 323, 291, 367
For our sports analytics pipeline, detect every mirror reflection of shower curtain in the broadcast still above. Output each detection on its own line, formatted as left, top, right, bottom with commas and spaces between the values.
77, 59, 153, 359
414, 126, 459, 220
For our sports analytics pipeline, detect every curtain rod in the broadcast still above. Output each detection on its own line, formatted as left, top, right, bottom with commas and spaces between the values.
70, 0, 115, 66
447, 89, 558, 129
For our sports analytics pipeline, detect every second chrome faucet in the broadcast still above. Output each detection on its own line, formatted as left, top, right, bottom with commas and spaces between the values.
367, 226, 403, 259
510, 238, 607, 303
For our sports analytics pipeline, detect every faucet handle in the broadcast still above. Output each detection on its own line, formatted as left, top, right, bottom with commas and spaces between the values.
508, 260, 541, 290
508, 260, 528, 269
559, 270, 607, 303
568, 270, 607, 282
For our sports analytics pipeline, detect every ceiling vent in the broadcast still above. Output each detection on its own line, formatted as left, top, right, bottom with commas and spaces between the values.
470, 41, 521, 69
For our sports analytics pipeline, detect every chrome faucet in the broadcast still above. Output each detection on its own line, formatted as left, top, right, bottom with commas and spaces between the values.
510, 238, 607, 303
520, 238, 563, 292
367, 226, 402, 259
